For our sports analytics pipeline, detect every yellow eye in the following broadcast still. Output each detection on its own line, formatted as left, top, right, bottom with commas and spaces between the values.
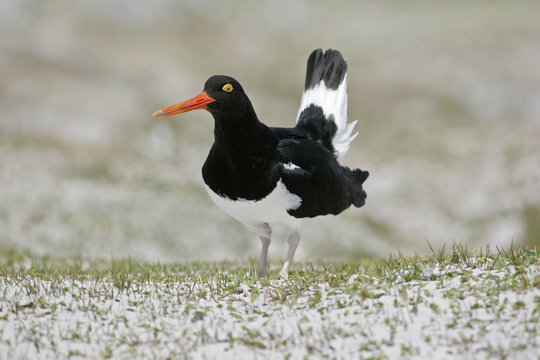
222, 83, 233, 93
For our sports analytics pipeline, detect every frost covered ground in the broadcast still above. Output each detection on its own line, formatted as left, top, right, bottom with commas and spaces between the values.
1, 249, 538, 359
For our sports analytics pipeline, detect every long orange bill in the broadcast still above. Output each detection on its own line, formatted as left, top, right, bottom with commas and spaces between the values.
152, 91, 215, 118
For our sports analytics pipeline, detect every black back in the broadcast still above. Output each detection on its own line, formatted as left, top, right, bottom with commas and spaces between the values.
295, 104, 338, 155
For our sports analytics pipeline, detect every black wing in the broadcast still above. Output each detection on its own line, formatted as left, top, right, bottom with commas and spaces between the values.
277, 137, 368, 218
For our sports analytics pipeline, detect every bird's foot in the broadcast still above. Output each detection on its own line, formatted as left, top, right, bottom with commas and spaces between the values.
256, 268, 267, 278
279, 264, 289, 280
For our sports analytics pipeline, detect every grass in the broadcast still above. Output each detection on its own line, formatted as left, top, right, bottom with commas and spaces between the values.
0, 246, 538, 359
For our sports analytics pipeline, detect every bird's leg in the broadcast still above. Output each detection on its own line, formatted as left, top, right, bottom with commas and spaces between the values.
256, 223, 272, 278
257, 236, 271, 278
279, 230, 300, 280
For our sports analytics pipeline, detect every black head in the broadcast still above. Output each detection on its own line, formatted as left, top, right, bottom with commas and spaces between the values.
153, 75, 253, 119
204, 75, 245, 107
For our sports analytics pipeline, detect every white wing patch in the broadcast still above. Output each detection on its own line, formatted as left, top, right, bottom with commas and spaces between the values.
296, 75, 358, 160
283, 162, 300, 171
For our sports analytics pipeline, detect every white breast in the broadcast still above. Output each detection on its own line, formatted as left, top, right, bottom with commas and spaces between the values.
204, 179, 302, 235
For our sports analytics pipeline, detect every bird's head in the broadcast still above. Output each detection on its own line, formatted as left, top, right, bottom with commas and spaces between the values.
153, 75, 249, 119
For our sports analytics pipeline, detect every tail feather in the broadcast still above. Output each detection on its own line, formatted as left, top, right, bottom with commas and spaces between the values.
296, 49, 357, 160
347, 168, 369, 207
304, 49, 348, 90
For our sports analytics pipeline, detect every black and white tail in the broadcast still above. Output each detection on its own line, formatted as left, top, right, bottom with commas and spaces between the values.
296, 49, 358, 160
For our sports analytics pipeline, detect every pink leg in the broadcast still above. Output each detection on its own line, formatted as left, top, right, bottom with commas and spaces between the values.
257, 236, 271, 278
256, 223, 272, 278
279, 230, 300, 280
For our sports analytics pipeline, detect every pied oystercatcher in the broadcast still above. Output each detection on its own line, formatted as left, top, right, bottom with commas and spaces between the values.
153, 49, 369, 279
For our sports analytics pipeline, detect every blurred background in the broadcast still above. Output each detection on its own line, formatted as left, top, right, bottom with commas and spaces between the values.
1, 0, 539, 263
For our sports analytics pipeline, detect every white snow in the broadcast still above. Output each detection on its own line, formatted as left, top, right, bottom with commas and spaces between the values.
0, 260, 538, 359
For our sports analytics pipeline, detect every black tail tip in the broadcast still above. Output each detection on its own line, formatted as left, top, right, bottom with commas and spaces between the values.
305, 48, 348, 91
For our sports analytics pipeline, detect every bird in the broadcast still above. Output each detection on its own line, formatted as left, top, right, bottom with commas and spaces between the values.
153, 49, 369, 279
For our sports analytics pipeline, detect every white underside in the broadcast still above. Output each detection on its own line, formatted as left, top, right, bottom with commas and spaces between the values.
204, 180, 302, 237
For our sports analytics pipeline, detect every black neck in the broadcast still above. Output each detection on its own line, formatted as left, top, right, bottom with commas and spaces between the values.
202, 105, 281, 200
211, 103, 262, 151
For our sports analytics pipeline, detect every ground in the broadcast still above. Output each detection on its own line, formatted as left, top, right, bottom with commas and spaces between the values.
1, 248, 538, 359
1, 1, 540, 263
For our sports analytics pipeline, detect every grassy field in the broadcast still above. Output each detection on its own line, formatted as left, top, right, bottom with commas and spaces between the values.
1, 247, 538, 359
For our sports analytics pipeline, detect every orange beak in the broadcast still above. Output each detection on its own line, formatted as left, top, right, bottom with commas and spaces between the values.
153, 91, 215, 118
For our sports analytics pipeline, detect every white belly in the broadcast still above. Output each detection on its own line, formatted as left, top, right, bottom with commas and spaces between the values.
204, 179, 302, 235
